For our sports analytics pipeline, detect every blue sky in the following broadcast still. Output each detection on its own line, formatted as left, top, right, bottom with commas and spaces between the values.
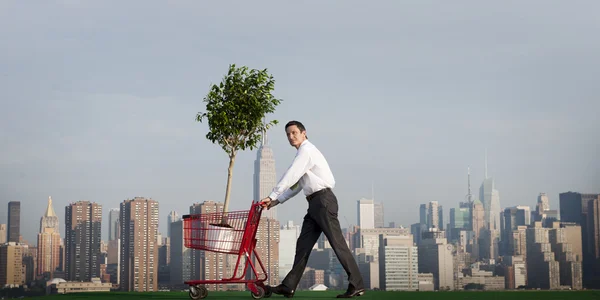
1, 1, 599, 242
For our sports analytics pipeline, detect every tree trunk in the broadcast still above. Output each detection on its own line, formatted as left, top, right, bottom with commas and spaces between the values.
221, 155, 236, 225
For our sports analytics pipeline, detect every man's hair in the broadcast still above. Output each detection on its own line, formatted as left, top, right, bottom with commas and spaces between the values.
285, 120, 306, 132
285, 120, 307, 138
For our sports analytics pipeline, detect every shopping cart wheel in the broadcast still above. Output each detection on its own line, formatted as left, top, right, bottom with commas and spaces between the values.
189, 284, 208, 300
251, 286, 265, 299
263, 286, 272, 298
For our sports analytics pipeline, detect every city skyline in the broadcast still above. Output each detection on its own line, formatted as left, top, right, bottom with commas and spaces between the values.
1, 1, 599, 244
0, 169, 595, 244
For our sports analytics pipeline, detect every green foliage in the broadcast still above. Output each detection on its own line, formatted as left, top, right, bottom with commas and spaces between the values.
196, 64, 282, 212
196, 64, 281, 159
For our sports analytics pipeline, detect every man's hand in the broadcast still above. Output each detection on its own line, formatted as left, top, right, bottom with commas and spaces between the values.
259, 197, 271, 209
259, 197, 280, 210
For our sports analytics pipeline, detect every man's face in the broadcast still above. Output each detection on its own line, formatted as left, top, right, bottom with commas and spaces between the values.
286, 125, 306, 148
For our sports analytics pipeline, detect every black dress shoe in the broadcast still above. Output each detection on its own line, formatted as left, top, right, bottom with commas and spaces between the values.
336, 288, 365, 298
267, 284, 295, 298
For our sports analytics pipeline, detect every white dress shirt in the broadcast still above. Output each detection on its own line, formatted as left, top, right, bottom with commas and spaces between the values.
268, 139, 335, 204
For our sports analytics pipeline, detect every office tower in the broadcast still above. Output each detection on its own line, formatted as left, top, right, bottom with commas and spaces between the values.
7, 201, 20, 243
549, 222, 583, 290
559, 192, 600, 287
418, 229, 454, 290
479, 152, 500, 259
537, 193, 550, 213
378, 235, 418, 291
526, 222, 560, 289
374, 202, 384, 228
65, 201, 102, 281
119, 197, 159, 291
170, 219, 192, 285
358, 199, 375, 229
0, 242, 25, 286
355, 227, 410, 262
279, 221, 301, 281
253, 129, 277, 219
108, 208, 119, 241
471, 199, 485, 239
426, 201, 443, 230
22, 245, 36, 284
37, 197, 61, 277
449, 202, 471, 243
0, 224, 6, 244
106, 239, 120, 285
158, 237, 170, 285
167, 211, 180, 238
501, 206, 529, 256
479, 152, 501, 231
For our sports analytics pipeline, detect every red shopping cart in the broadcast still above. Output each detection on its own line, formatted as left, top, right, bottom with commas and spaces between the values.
183, 202, 270, 299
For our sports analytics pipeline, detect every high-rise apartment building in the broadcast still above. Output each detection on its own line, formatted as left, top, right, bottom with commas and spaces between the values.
65, 201, 102, 281
0, 242, 25, 286
119, 197, 159, 291
255, 217, 280, 286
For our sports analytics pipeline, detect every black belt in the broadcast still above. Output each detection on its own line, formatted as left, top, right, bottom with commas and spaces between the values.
306, 188, 331, 201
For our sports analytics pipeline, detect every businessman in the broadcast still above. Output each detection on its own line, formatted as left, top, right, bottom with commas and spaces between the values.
260, 120, 365, 298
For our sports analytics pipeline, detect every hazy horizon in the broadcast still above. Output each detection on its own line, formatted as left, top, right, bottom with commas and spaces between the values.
1, 1, 599, 243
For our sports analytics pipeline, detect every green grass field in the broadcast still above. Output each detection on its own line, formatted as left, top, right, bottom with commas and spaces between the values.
29, 290, 600, 300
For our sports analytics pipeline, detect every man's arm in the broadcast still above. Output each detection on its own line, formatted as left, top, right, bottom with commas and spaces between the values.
277, 182, 302, 204
268, 147, 313, 201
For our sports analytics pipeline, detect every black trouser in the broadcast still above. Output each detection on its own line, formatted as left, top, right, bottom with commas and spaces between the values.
281, 188, 364, 291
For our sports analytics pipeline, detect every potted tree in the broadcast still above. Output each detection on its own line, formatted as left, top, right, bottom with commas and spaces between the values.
196, 64, 281, 250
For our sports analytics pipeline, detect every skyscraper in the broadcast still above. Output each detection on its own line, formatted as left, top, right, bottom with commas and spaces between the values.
37, 197, 61, 277
7, 201, 20, 243
537, 193, 550, 212
479, 160, 500, 231
379, 235, 419, 291
427, 201, 444, 230
559, 192, 600, 288
120, 197, 159, 292
374, 202, 384, 228
253, 129, 277, 219
418, 230, 454, 290
108, 208, 120, 241
0, 224, 6, 244
479, 152, 500, 259
65, 201, 102, 281
279, 221, 301, 281
167, 211, 180, 238
358, 199, 375, 229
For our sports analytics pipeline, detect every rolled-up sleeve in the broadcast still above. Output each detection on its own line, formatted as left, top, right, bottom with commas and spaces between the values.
268, 147, 313, 201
